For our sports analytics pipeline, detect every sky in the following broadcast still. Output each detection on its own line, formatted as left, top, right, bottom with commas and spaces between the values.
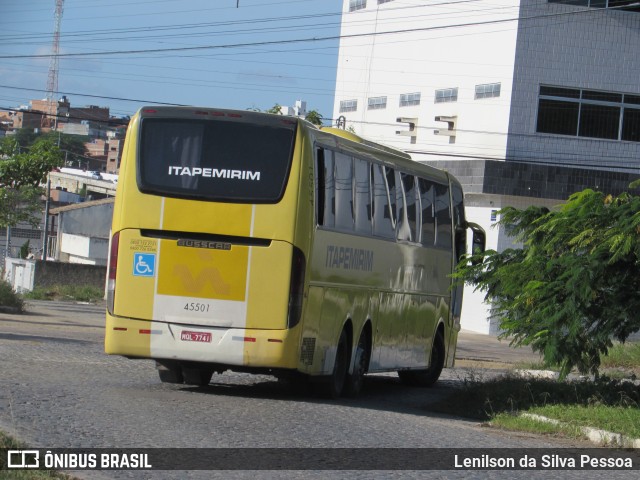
0, 0, 343, 122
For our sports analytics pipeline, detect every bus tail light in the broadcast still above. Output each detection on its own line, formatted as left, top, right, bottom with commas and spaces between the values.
106, 232, 120, 315
287, 247, 306, 329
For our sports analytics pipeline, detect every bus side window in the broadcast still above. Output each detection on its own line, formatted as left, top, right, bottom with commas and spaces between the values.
316, 148, 325, 226
354, 158, 372, 235
419, 178, 435, 246
316, 148, 335, 228
372, 164, 395, 238
397, 173, 417, 242
386, 167, 397, 229
435, 183, 452, 249
334, 152, 354, 232
452, 184, 466, 262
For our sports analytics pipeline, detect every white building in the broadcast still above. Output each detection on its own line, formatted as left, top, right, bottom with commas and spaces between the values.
50, 198, 114, 266
280, 100, 308, 117
334, 0, 640, 333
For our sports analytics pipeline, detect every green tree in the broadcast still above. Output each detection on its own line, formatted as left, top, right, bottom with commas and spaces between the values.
454, 185, 640, 379
19, 240, 30, 259
265, 104, 283, 115
41, 131, 88, 157
11, 129, 89, 169
305, 109, 323, 126
0, 137, 64, 228
11, 128, 39, 149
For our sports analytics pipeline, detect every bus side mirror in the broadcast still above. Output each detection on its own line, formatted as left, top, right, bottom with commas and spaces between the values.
467, 222, 486, 266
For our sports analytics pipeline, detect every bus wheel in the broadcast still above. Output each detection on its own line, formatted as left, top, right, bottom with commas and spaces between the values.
182, 367, 213, 387
398, 330, 445, 387
156, 361, 183, 384
317, 329, 349, 398
344, 329, 369, 397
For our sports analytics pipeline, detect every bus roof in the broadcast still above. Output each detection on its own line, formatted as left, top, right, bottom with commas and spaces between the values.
311, 125, 450, 184
320, 127, 412, 160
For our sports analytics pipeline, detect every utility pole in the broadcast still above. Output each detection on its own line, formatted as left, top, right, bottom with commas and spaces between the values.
4, 226, 10, 261
42, 176, 51, 261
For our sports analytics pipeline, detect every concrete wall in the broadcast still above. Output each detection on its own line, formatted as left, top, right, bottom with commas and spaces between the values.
58, 201, 113, 238
33, 260, 106, 290
55, 200, 114, 266
4, 259, 106, 292
3, 258, 36, 294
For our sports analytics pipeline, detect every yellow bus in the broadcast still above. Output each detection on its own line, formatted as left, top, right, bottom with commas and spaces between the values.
105, 106, 485, 397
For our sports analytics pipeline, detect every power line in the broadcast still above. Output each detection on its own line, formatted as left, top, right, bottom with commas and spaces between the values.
3, 96, 639, 169
0, 1, 506, 45
0, 5, 614, 60
0, 86, 186, 107
0, 0, 324, 23
0, 12, 342, 44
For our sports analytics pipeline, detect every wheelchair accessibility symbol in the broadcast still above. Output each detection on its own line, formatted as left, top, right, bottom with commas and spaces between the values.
133, 253, 156, 277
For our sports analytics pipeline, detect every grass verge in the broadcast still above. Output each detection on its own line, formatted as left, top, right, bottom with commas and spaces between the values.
432, 362, 640, 443
526, 404, 640, 438
0, 431, 74, 479
601, 343, 640, 372
23, 285, 103, 303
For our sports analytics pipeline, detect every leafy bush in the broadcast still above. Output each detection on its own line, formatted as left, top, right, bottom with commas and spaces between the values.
0, 279, 24, 311
455, 185, 640, 379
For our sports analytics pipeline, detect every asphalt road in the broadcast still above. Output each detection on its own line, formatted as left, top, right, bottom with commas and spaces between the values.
0, 300, 542, 364
1, 301, 636, 480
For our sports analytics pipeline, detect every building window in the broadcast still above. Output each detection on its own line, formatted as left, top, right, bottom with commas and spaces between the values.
399, 92, 421, 107
536, 85, 640, 142
378, 0, 394, 4
0, 227, 42, 240
339, 99, 358, 113
435, 88, 458, 103
368, 96, 387, 110
548, 1, 640, 10
475, 83, 501, 99
349, 0, 367, 12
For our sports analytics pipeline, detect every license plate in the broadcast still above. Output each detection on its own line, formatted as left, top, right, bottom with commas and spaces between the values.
180, 331, 212, 343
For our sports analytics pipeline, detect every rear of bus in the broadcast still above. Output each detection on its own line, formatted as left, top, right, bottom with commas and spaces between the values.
105, 107, 311, 382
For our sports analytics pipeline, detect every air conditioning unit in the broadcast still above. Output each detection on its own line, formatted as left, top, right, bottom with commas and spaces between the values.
434, 115, 457, 143
396, 117, 418, 144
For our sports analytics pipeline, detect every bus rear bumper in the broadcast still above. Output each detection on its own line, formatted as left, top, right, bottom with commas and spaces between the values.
105, 314, 299, 369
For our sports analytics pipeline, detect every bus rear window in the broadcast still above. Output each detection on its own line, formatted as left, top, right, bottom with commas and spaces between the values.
138, 118, 296, 203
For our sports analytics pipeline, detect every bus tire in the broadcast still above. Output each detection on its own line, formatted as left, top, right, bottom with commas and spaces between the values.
344, 328, 370, 397
316, 329, 349, 399
398, 330, 445, 387
182, 367, 213, 387
156, 361, 183, 384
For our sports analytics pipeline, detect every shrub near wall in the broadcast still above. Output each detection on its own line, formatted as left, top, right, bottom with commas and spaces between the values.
35, 260, 107, 290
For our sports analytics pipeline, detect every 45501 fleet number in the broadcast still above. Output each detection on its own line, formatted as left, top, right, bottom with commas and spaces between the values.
184, 302, 210, 313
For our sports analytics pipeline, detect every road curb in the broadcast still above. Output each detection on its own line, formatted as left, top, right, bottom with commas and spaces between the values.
521, 413, 640, 448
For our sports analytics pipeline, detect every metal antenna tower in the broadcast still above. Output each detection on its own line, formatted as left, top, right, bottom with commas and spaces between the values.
43, 0, 64, 128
